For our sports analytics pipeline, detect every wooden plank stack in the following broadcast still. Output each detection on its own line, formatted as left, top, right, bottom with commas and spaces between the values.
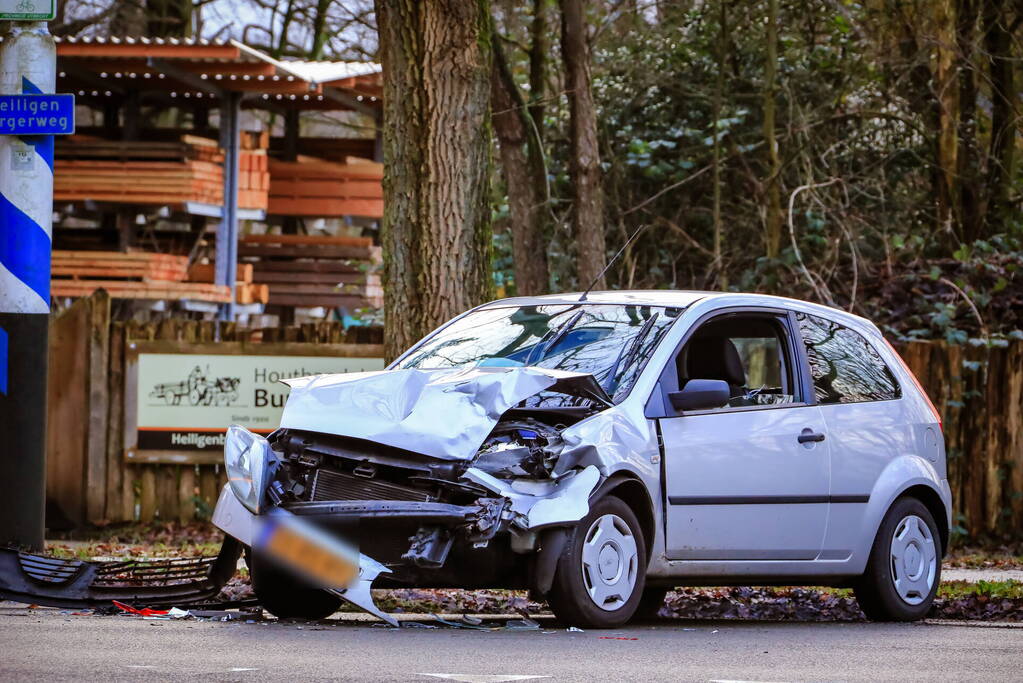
56, 134, 225, 163
54, 159, 224, 205
54, 134, 269, 210
186, 262, 269, 305
268, 136, 376, 163
239, 151, 270, 210
51, 251, 231, 303
240, 234, 383, 309
268, 156, 383, 218
239, 130, 270, 210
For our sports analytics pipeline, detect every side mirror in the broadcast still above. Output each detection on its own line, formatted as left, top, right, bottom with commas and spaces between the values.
668, 379, 730, 412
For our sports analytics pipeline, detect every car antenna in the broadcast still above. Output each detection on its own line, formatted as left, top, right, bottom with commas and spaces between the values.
578, 223, 649, 301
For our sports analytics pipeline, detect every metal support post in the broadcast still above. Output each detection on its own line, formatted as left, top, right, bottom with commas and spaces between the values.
215, 90, 241, 320
373, 111, 383, 163
0, 21, 56, 550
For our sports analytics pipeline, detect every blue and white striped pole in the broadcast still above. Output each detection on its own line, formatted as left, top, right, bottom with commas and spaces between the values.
0, 21, 55, 550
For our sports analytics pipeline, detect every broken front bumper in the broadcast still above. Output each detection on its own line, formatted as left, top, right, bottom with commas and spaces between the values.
0, 537, 241, 609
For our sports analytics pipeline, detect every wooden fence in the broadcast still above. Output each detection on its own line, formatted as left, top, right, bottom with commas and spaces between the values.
898, 340, 1023, 540
45, 291, 383, 528
44, 293, 1023, 541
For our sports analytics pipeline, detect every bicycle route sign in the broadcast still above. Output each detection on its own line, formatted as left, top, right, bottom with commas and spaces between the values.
0, 0, 56, 21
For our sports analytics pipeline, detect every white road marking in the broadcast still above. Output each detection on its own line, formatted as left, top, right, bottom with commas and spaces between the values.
709, 679, 795, 683
419, 675, 550, 682
228, 668, 259, 672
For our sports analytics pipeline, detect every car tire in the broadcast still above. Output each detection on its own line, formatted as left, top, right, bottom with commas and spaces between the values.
249, 551, 343, 620
854, 496, 942, 622
546, 495, 647, 629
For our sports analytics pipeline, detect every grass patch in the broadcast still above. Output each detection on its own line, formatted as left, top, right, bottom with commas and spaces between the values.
939, 580, 1023, 600
46, 540, 223, 560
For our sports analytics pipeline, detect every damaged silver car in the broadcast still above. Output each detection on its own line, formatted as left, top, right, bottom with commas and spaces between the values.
213, 291, 951, 627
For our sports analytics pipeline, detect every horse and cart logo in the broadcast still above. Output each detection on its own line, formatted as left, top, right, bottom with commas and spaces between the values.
149, 366, 240, 407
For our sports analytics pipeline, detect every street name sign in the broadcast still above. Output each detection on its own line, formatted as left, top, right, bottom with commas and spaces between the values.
0, 0, 56, 21
0, 93, 74, 135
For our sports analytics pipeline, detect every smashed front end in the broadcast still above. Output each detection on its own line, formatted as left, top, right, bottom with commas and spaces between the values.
212, 366, 613, 622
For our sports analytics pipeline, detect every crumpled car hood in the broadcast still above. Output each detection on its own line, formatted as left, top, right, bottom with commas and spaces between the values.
280, 366, 611, 460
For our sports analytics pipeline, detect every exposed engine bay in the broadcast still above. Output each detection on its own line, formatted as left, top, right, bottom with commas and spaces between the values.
263, 410, 588, 583
211, 365, 640, 624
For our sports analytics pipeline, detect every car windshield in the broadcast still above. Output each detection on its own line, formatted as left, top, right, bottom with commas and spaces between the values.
395, 303, 682, 405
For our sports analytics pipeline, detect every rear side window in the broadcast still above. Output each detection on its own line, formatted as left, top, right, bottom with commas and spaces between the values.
795, 312, 900, 404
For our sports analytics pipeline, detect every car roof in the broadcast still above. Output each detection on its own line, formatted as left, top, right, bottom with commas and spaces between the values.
479, 290, 881, 337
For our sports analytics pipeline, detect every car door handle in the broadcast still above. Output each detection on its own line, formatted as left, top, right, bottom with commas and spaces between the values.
797, 431, 826, 444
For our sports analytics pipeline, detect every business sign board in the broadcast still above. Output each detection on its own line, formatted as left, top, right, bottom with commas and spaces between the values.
0, 0, 56, 21
0, 94, 74, 135
124, 341, 386, 463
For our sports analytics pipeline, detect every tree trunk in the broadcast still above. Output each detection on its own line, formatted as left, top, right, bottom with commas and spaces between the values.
933, 0, 959, 240
982, 0, 1016, 235
274, 0, 298, 58
109, 1, 146, 36
526, 0, 551, 254
376, 0, 494, 361
559, 0, 607, 289
309, 0, 333, 60
492, 40, 549, 295
955, 0, 981, 243
145, 0, 193, 38
762, 0, 783, 259
712, 0, 727, 288
528, 0, 548, 136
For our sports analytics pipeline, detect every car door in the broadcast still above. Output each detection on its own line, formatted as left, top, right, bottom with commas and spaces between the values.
655, 309, 831, 560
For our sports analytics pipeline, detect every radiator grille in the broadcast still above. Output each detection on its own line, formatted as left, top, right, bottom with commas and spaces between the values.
311, 468, 431, 502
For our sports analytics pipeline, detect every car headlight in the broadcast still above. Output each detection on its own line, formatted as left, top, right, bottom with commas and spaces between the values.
224, 424, 279, 514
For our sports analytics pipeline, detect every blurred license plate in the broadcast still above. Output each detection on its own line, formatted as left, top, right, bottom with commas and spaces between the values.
264, 521, 358, 588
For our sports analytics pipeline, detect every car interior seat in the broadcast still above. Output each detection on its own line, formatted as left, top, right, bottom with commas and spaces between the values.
681, 335, 748, 401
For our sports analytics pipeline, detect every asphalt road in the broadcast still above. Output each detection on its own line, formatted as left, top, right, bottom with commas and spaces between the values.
2, 604, 1022, 682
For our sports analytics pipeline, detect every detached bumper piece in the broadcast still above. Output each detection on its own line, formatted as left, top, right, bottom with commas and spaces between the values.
0, 537, 241, 609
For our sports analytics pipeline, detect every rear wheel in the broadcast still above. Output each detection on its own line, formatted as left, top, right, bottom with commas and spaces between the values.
249, 551, 342, 620
854, 497, 941, 621
546, 496, 647, 628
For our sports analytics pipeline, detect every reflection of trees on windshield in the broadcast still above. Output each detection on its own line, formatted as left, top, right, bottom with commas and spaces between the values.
398, 303, 679, 406
494, 307, 555, 357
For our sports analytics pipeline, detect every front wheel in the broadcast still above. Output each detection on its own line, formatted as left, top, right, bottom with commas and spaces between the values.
546, 496, 647, 629
249, 551, 343, 620
854, 497, 941, 621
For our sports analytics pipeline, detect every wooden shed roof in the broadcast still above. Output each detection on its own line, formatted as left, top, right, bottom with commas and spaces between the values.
53, 36, 382, 113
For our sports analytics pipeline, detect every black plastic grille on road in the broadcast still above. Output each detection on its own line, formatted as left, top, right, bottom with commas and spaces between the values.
19, 553, 84, 584
311, 468, 431, 503
92, 557, 216, 587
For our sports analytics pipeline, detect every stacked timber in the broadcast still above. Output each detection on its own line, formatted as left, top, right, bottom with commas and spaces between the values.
53, 135, 269, 210
56, 134, 225, 163
238, 129, 270, 210
268, 156, 383, 218
268, 136, 376, 163
54, 159, 224, 205
240, 234, 383, 309
50, 251, 231, 303
186, 262, 270, 305
239, 150, 270, 210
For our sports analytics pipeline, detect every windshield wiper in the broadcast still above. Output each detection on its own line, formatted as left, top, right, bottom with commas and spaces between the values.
524, 309, 584, 365
603, 312, 659, 396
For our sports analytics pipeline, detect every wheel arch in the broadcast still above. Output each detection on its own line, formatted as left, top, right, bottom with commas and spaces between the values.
591, 473, 656, 563
895, 484, 950, 558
